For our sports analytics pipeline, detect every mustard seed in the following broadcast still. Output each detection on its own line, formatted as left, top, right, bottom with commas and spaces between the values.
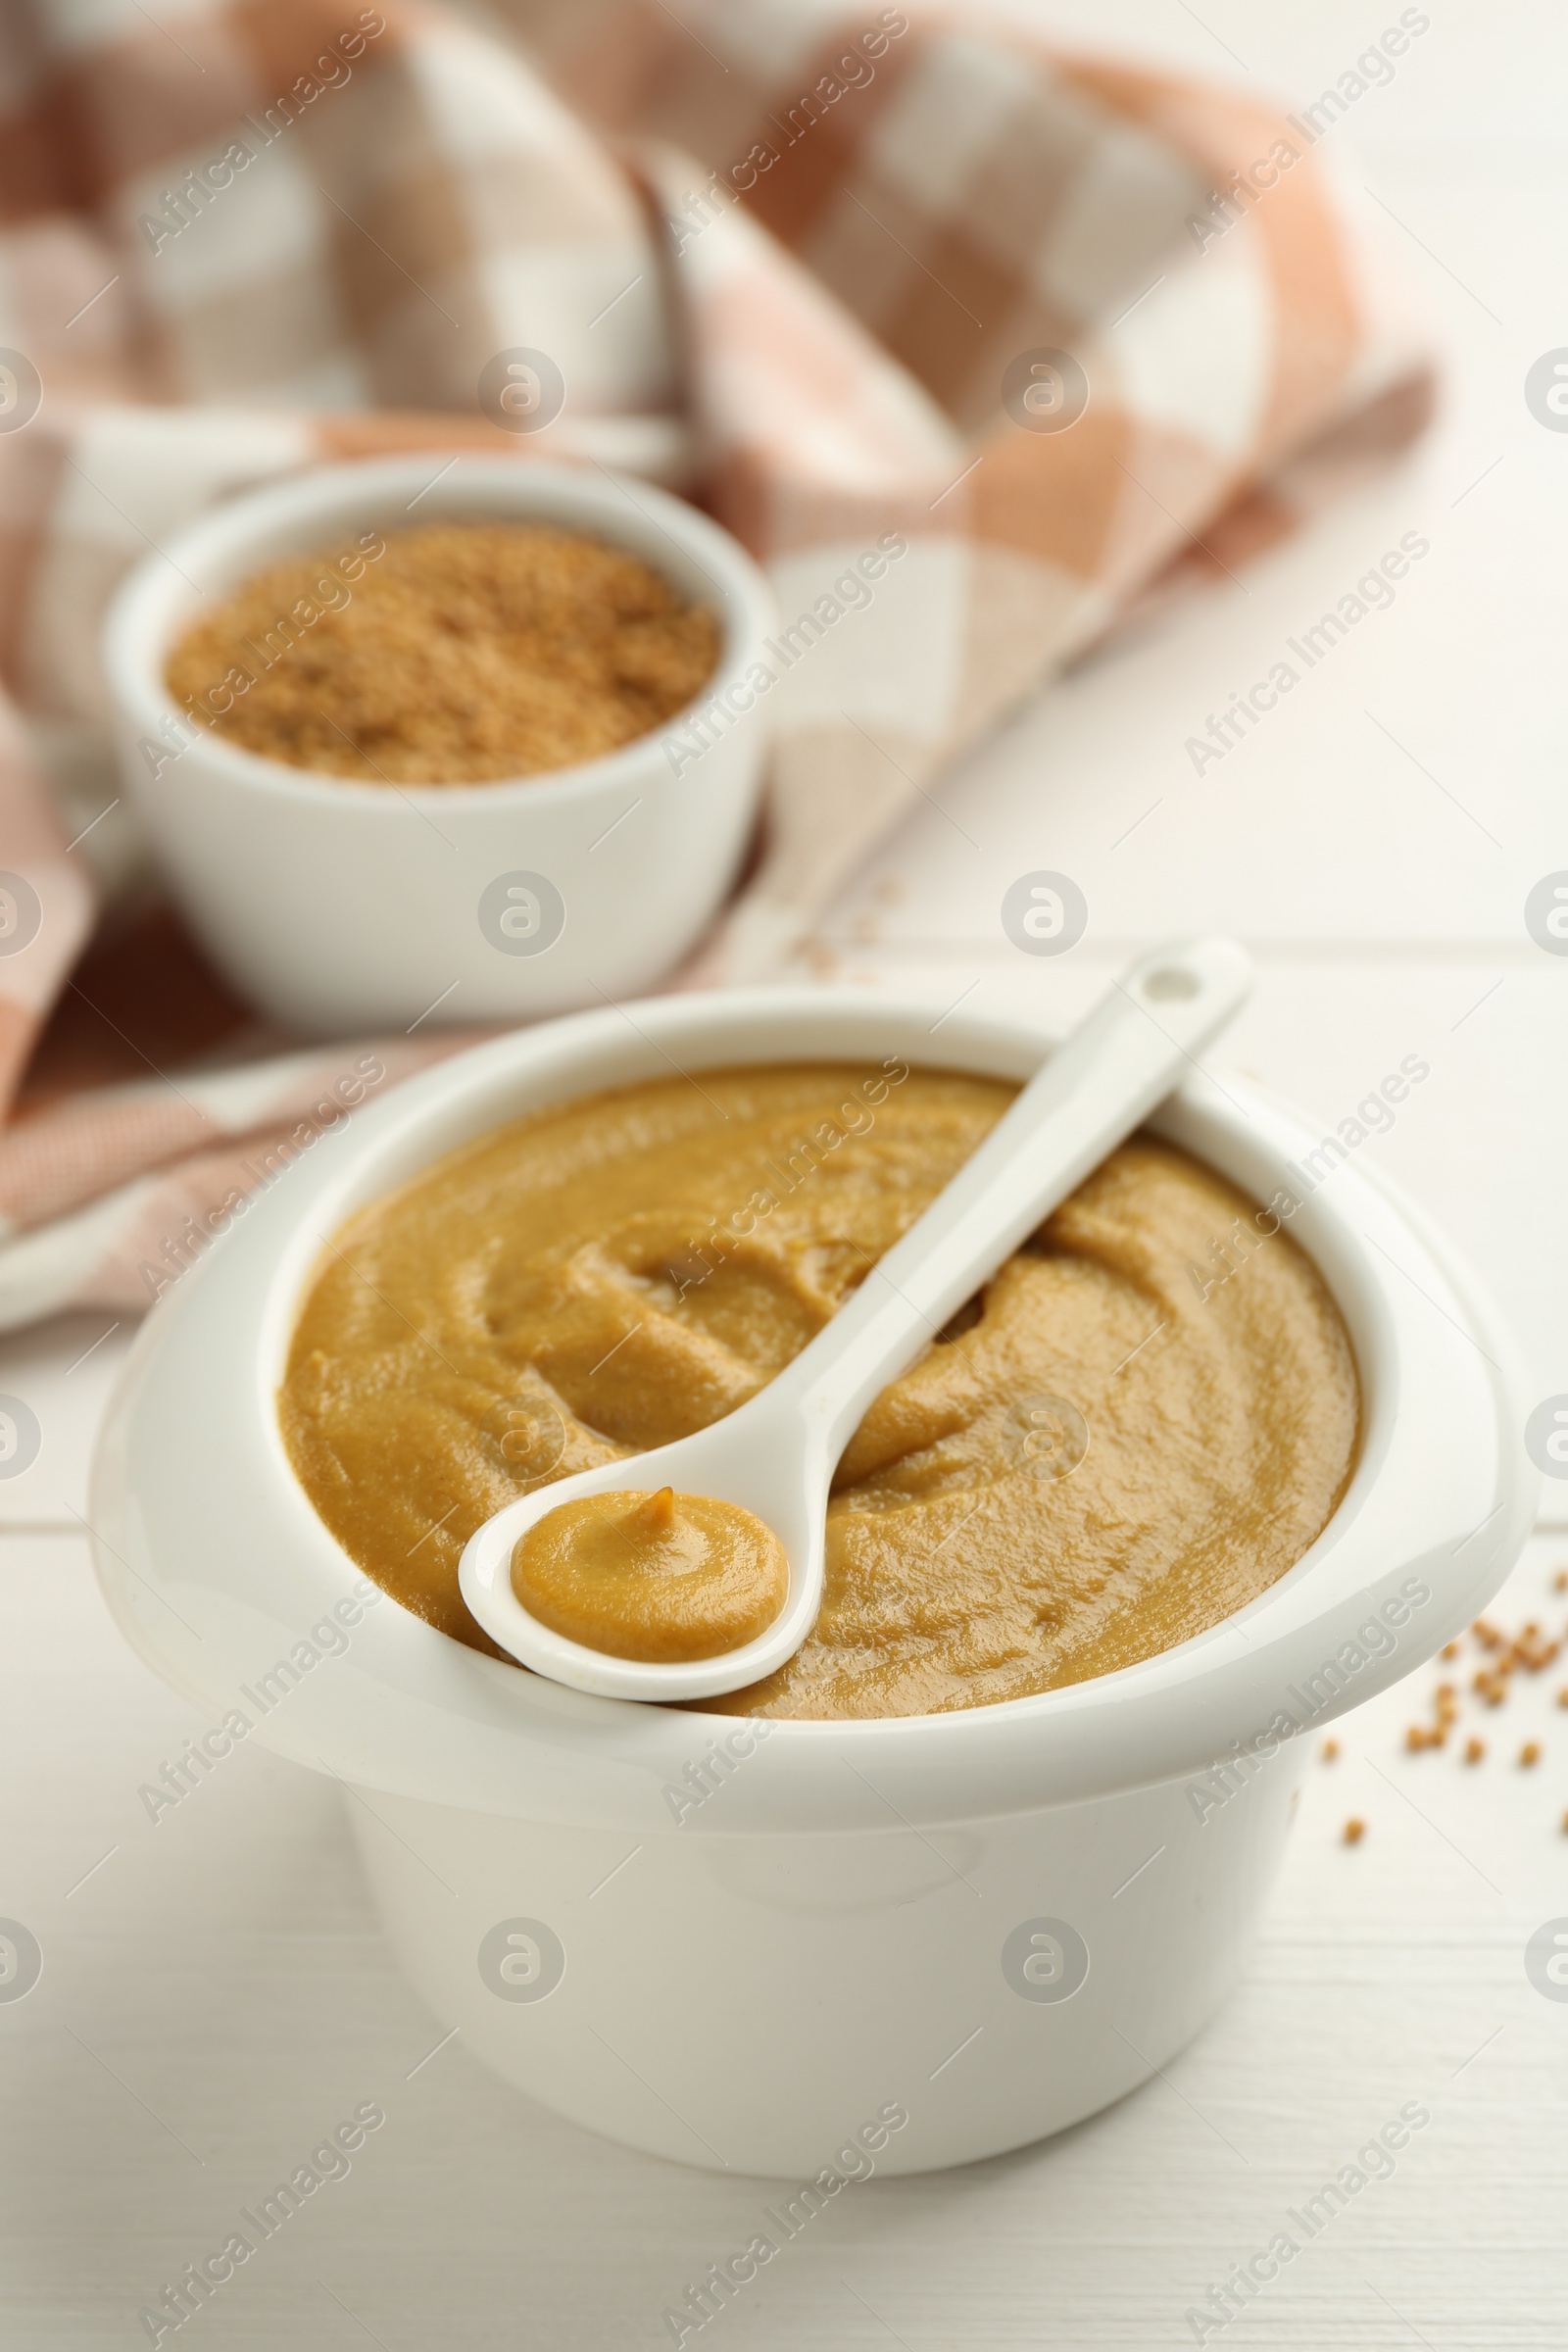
165, 521, 720, 785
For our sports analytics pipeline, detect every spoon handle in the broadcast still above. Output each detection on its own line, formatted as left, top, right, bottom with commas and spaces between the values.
778, 936, 1253, 1463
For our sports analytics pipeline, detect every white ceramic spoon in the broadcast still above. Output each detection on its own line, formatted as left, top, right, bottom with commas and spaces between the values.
459, 935, 1253, 1700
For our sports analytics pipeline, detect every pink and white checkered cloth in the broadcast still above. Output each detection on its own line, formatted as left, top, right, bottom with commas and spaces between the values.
0, 0, 1431, 1328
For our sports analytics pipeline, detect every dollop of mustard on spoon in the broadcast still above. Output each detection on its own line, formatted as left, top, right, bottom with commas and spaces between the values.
510, 1487, 788, 1664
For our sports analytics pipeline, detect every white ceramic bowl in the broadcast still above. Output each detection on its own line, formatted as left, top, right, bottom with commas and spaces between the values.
101, 458, 775, 1035
88, 991, 1534, 2177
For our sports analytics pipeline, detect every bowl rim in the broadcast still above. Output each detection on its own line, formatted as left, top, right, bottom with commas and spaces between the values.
86, 986, 1535, 1832
100, 453, 777, 813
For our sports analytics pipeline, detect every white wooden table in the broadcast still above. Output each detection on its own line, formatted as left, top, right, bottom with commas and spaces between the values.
4, 5, 1566, 2342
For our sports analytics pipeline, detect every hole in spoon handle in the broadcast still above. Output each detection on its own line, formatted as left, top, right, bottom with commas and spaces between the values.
1126, 936, 1252, 1037
1141, 964, 1200, 1002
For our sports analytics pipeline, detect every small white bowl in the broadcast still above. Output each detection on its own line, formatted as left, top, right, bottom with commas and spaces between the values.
102, 458, 776, 1036
88, 991, 1534, 2176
